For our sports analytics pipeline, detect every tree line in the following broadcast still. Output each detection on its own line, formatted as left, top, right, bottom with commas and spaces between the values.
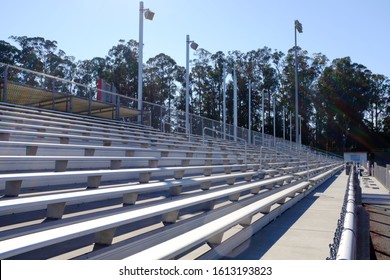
1, 36, 389, 153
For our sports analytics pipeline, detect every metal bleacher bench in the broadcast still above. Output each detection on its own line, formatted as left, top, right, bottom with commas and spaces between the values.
124, 181, 312, 260
0, 163, 264, 197
0, 155, 244, 172
0, 101, 345, 260
0, 174, 294, 259
0, 127, 252, 158
0, 103, 158, 133
0, 140, 239, 158
122, 165, 344, 260
0, 110, 236, 150
79, 179, 311, 260
0, 170, 265, 218
0, 109, 246, 152
0, 124, 200, 150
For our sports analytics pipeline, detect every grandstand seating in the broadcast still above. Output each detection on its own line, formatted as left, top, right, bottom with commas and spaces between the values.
0, 102, 343, 260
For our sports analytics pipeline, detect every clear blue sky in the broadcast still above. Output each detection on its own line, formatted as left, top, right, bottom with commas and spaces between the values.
2, 0, 390, 77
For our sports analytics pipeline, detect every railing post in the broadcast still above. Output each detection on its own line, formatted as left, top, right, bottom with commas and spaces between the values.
260, 146, 263, 170
88, 90, 92, 116
160, 106, 164, 132
51, 80, 56, 110
244, 141, 247, 165
69, 95, 73, 113
307, 151, 309, 181
2, 65, 8, 102
116, 94, 120, 120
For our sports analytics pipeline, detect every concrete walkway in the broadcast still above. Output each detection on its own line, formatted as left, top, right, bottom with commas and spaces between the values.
225, 169, 389, 260
225, 171, 350, 260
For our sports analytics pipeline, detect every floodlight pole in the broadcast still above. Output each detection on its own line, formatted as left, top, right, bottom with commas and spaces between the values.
290, 111, 292, 150
138, 1, 154, 124
248, 81, 252, 144
262, 89, 265, 145
299, 114, 303, 147
185, 34, 190, 135
294, 20, 302, 144
273, 95, 276, 147
282, 106, 285, 140
233, 66, 237, 141
223, 62, 227, 140
185, 34, 198, 136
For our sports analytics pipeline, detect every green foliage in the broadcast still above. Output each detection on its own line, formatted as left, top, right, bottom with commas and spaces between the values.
1, 35, 389, 151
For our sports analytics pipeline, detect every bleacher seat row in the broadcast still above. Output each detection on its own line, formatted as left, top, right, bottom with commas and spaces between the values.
0, 102, 343, 259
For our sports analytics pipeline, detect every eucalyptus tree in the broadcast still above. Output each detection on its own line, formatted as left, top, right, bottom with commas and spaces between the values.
365, 74, 390, 133
191, 49, 215, 117
280, 47, 328, 145
144, 53, 180, 107
7, 36, 76, 89
73, 57, 108, 98
0, 40, 20, 65
105, 39, 139, 99
317, 57, 372, 151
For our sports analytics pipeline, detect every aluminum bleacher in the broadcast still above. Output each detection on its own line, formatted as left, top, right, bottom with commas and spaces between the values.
0, 102, 343, 260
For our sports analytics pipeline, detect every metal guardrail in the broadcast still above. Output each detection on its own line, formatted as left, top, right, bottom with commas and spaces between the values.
327, 165, 358, 260
203, 127, 247, 165
161, 119, 186, 135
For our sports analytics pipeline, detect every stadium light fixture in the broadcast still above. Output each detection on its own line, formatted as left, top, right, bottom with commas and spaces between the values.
138, 1, 155, 123
185, 35, 199, 136
294, 19, 302, 145
295, 20, 303, 33
144, 9, 155, 20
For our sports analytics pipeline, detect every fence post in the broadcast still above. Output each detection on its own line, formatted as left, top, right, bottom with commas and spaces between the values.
69, 95, 73, 113
116, 95, 120, 120
51, 80, 56, 110
88, 90, 92, 116
2, 65, 8, 102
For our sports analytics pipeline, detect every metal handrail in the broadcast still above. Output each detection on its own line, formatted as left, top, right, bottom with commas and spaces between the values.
203, 127, 247, 165
254, 136, 265, 170
336, 166, 357, 260
161, 119, 186, 134
0, 62, 127, 101
327, 165, 357, 260
202, 127, 224, 144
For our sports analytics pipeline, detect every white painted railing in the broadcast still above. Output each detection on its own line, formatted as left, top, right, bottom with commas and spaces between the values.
336, 171, 357, 260
328, 165, 357, 260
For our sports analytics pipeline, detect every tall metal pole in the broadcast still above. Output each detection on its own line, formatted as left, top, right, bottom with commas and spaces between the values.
185, 34, 190, 136
138, 1, 144, 124
299, 115, 302, 147
233, 66, 237, 141
262, 89, 265, 145
294, 24, 299, 144
289, 111, 292, 150
223, 62, 226, 140
273, 96, 276, 147
294, 20, 302, 144
2, 65, 8, 102
282, 106, 285, 140
248, 81, 252, 144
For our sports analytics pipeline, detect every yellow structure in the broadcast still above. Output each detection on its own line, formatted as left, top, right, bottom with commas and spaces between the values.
1, 81, 139, 120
